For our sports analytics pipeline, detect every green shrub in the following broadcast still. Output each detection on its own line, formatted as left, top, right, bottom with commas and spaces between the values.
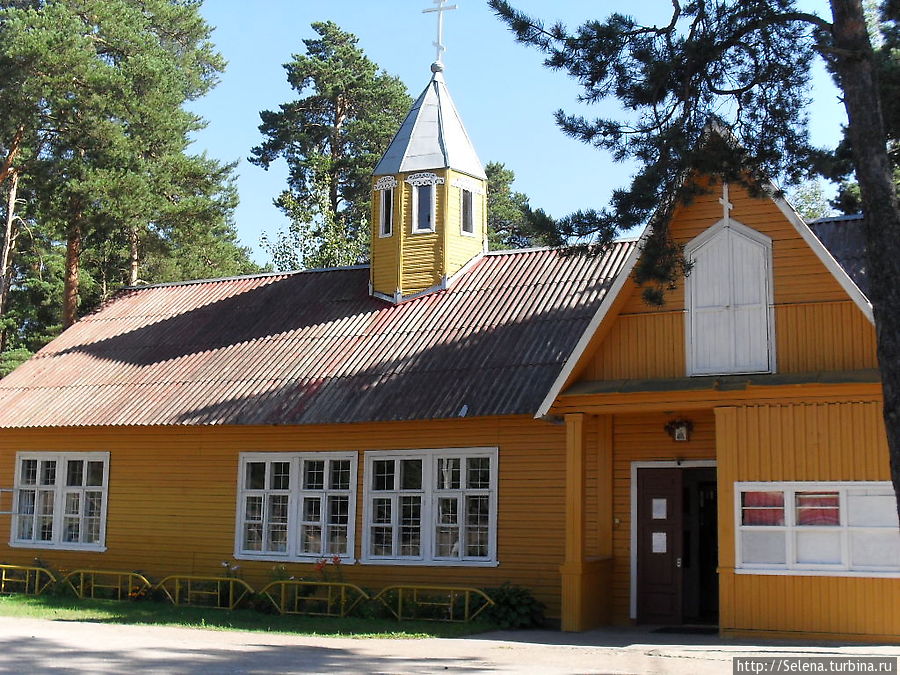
482, 583, 545, 629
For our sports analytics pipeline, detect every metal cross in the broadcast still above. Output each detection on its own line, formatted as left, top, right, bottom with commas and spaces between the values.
423, 0, 458, 65
719, 182, 734, 224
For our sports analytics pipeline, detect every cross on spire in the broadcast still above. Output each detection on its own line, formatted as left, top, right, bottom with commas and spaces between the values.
423, 0, 458, 65
719, 182, 734, 224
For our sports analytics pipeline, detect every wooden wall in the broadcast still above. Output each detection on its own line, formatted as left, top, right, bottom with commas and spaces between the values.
715, 402, 900, 641
577, 181, 876, 383
0, 415, 569, 617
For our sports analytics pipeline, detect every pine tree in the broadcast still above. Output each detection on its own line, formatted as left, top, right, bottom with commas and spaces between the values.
485, 162, 556, 250
489, 0, 900, 519
250, 21, 411, 270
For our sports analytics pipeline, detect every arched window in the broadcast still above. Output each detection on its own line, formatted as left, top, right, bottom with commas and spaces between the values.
685, 219, 775, 375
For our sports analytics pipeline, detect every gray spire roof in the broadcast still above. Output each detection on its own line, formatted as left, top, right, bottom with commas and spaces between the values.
374, 66, 486, 179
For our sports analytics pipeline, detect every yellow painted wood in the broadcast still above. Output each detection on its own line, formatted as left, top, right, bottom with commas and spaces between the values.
0, 415, 571, 618
715, 403, 900, 641
560, 413, 586, 631
569, 179, 874, 386
370, 169, 485, 299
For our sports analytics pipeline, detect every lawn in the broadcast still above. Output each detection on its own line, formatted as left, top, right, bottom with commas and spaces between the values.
0, 594, 496, 639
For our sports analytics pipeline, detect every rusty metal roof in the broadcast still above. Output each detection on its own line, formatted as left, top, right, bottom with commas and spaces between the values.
0, 244, 633, 427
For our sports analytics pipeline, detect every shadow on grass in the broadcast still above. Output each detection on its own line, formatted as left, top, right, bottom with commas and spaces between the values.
0, 594, 495, 639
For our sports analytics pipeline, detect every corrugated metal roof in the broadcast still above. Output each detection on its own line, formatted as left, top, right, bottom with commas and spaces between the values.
373, 69, 485, 179
808, 214, 869, 297
0, 244, 633, 427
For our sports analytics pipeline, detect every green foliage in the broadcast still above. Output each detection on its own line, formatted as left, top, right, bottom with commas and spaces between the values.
482, 583, 545, 629
251, 21, 411, 270
787, 180, 837, 221
488, 0, 830, 297
0, 348, 32, 377
486, 161, 556, 250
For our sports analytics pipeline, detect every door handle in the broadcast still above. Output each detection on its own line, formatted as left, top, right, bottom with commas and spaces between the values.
675, 557, 682, 568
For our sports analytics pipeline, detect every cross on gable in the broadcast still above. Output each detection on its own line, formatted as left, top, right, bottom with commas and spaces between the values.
719, 182, 734, 224
423, 0, 458, 65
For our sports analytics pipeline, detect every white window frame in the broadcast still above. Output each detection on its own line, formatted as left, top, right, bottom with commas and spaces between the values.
235, 452, 357, 563
411, 183, 436, 233
362, 447, 499, 567
11, 451, 110, 552
379, 187, 393, 238
734, 481, 900, 577
685, 218, 776, 376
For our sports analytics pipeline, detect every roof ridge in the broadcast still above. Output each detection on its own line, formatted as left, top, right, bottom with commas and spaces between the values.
122, 264, 371, 291
808, 213, 863, 224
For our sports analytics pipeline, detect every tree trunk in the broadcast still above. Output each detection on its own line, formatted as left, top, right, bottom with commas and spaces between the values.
829, 0, 900, 522
129, 225, 139, 286
63, 216, 82, 329
0, 171, 19, 352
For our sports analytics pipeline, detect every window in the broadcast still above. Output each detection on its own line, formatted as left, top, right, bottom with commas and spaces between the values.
460, 188, 474, 235
412, 183, 435, 233
735, 482, 900, 575
12, 452, 109, 551
236, 453, 356, 561
379, 187, 393, 237
363, 448, 498, 565
686, 220, 774, 375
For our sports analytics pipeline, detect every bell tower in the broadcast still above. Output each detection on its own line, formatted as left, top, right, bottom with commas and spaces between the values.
369, 1, 487, 303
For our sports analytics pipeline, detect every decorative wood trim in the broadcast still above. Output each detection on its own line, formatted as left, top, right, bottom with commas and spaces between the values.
374, 176, 398, 191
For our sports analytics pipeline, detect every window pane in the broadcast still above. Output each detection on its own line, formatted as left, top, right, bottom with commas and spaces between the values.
18, 490, 35, 516
328, 496, 349, 525
742, 491, 784, 507
269, 495, 289, 524
38, 516, 53, 541
66, 460, 84, 487
466, 457, 491, 489
246, 462, 265, 490
796, 492, 840, 526
436, 498, 459, 557
328, 526, 348, 555
303, 497, 321, 523
462, 190, 473, 233
371, 527, 392, 556
330, 460, 351, 490
64, 492, 80, 516
742, 507, 784, 526
303, 460, 325, 490
436, 458, 460, 490
271, 462, 290, 490
373, 460, 395, 491
84, 518, 101, 544
796, 530, 842, 564
268, 524, 288, 552
244, 523, 263, 551
466, 495, 490, 557
245, 495, 263, 522
86, 461, 104, 487
63, 518, 80, 543
40, 461, 56, 487
400, 496, 421, 556
851, 530, 900, 567
20, 459, 37, 486
84, 492, 103, 518
373, 497, 391, 524
741, 530, 786, 564
848, 490, 899, 528
17, 516, 33, 541
301, 525, 322, 554
37, 490, 54, 516
400, 459, 422, 490
416, 184, 432, 229
381, 189, 393, 235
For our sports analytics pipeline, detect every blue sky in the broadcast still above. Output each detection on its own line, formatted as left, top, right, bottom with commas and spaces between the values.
189, 1, 846, 264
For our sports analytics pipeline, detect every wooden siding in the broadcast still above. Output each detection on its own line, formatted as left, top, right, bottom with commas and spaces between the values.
400, 170, 445, 295
607, 410, 717, 623
444, 169, 486, 274
370, 175, 401, 297
575, 180, 875, 384
715, 403, 900, 640
0, 416, 570, 617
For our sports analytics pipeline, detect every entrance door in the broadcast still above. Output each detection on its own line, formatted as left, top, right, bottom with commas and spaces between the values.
636, 466, 718, 625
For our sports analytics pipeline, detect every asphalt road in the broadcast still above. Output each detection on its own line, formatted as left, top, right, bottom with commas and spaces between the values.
0, 617, 896, 674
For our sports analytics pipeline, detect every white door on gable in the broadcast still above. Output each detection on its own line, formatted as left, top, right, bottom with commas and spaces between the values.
688, 222, 773, 375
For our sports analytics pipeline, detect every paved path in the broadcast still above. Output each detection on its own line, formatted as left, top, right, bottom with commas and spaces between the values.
0, 617, 897, 674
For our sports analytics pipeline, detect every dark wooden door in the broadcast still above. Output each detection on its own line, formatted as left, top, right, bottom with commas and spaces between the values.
636, 468, 684, 624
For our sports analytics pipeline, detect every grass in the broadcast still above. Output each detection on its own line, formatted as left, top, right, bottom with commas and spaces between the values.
0, 594, 496, 639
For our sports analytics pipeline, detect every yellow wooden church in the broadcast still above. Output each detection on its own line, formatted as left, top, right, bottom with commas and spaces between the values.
0, 36, 896, 643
